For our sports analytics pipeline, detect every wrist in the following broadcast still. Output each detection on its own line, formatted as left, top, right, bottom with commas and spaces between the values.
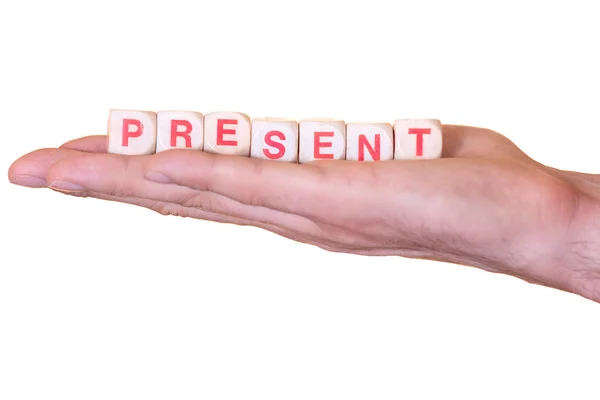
558, 195, 600, 302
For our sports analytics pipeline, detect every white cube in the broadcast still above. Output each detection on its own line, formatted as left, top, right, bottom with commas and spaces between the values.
393, 119, 443, 160
156, 111, 204, 153
346, 122, 394, 161
204, 111, 251, 156
298, 118, 346, 163
107, 109, 157, 155
251, 117, 299, 162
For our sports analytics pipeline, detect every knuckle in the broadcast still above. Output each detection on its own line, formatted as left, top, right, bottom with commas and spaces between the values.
171, 192, 218, 214
190, 197, 217, 213
106, 185, 132, 198
149, 202, 185, 217
147, 201, 174, 216
66, 190, 91, 199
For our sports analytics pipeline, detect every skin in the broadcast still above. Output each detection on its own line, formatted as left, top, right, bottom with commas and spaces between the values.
7, 125, 600, 303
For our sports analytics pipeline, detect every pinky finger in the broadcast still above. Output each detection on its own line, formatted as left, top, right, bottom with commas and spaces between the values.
54, 188, 332, 250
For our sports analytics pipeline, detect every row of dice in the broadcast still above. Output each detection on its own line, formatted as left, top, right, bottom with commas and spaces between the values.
107, 109, 443, 162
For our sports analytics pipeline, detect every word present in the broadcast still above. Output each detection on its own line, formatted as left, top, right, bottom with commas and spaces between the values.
107, 109, 443, 162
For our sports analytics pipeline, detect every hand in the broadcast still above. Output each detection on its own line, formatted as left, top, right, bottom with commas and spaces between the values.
8, 125, 600, 302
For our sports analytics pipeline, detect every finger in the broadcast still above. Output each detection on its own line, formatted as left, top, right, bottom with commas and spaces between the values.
56, 126, 503, 157
143, 148, 464, 225
59, 135, 108, 153
9, 145, 346, 250
44, 151, 331, 240
57, 189, 363, 254
8, 148, 82, 188
9, 134, 109, 187
144, 149, 350, 221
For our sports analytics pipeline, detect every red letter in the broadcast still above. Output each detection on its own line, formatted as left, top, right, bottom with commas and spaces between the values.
122, 119, 143, 146
314, 131, 334, 159
170, 119, 192, 147
358, 134, 380, 161
263, 130, 286, 159
408, 128, 431, 156
217, 119, 238, 146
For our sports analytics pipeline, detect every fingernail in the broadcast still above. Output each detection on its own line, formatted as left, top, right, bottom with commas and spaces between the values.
48, 180, 84, 192
145, 171, 172, 184
10, 174, 47, 188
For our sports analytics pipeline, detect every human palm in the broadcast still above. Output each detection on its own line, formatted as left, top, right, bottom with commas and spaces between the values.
8, 125, 600, 302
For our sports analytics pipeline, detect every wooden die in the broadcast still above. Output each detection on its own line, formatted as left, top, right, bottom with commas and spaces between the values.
393, 119, 443, 160
156, 111, 204, 152
107, 109, 157, 155
203, 111, 251, 156
346, 122, 394, 161
251, 117, 299, 162
298, 118, 346, 163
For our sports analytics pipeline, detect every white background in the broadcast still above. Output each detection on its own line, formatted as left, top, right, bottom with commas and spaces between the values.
2, 0, 600, 398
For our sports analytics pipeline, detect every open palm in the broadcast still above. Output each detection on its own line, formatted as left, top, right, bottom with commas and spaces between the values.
8, 125, 600, 302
